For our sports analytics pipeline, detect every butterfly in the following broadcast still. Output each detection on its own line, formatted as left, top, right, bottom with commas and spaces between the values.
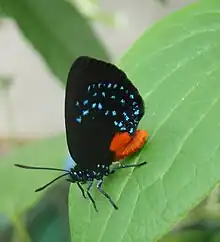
15, 56, 148, 211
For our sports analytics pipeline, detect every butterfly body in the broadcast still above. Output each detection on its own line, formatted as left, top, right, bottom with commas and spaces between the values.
69, 164, 110, 182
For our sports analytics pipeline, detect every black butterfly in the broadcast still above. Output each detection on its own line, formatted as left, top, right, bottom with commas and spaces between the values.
15, 56, 148, 211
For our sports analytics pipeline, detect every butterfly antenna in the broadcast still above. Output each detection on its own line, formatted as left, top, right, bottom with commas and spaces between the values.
35, 173, 70, 192
14, 164, 70, 173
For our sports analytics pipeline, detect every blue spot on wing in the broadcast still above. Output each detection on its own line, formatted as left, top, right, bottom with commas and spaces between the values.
134, 110, 140, 115
123, 112, 129, 121
129, 127, 134, 133
83, 100, 88, 105
83, 110, 89, 116
98, 103, 102, 110
76, 117, 82, 123
118, 122, 123, 127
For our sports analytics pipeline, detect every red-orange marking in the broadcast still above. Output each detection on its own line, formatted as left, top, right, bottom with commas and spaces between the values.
109, 132, 132, 152
110, 130, 149, 161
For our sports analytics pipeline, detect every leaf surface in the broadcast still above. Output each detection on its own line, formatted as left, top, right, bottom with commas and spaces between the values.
0, 136, 67, 217
69, 1, 220, 241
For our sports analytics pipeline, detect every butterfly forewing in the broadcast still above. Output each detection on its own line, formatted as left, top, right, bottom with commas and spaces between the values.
65, 56, 144, 169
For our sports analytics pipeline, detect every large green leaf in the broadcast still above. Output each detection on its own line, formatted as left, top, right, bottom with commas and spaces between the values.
0, 135, 67, 217
0, 0, 109, 84
69, 0, 220, 241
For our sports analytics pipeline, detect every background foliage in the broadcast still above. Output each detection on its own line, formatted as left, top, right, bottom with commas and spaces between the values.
0, 0, 109, 84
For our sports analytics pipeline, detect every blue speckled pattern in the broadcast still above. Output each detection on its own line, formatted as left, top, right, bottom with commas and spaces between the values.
74, 81, 142, 135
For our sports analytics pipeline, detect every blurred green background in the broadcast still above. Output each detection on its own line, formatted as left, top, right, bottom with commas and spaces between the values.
2, 0, 220, 241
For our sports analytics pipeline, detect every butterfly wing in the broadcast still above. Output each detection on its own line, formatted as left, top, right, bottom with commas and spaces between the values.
65, 56, 145, 169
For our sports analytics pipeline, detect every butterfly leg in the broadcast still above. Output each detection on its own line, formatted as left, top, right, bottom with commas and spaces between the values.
110, 161, 147, 174
97, 179, 118, 210
67, 179, 87, 198
77, 182, 87, 199
86, 180, 98, 212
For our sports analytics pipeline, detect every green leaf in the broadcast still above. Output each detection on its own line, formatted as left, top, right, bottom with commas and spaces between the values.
0, 7, 4, 17
0, 135, 67, 217
0, 214, 13, 242
24, 182, 70, 242
69, 0, 220, 241
0, 0, 110, 84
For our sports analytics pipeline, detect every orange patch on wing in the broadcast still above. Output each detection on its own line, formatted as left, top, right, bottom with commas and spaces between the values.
110, 132, 132, 152
110, 130, 149, 161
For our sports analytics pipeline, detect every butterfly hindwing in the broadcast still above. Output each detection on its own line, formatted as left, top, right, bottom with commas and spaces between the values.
65, 56, 145, 168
